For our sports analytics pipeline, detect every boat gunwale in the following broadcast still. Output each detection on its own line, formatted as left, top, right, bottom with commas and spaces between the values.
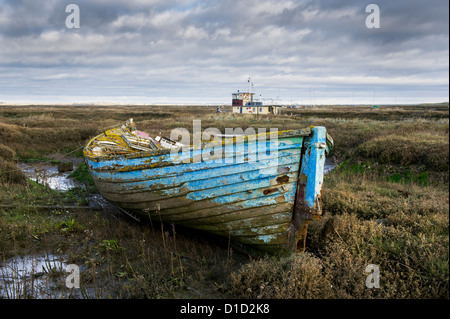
83, 127, 312, 161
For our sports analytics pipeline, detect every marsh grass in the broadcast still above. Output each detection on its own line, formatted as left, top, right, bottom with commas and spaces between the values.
230, 253, 331, 298
358, 132, 449, 172
0, 103, 448, 298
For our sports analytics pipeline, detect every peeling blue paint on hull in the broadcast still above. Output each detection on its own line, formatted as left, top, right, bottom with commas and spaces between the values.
84, 127, 331, 254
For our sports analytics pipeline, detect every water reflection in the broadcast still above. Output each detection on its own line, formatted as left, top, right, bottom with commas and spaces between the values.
17, 162, 82, 191
0, 254, 67, 299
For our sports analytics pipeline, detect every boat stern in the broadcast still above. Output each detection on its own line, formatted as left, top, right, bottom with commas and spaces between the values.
288, 126, 329, 251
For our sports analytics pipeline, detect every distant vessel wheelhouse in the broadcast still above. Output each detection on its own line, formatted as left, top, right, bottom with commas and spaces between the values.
232, 91, 280, 115
232, 91, 255, 106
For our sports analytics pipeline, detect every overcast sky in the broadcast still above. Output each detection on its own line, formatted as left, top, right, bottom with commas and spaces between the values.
0, 0, 448, 105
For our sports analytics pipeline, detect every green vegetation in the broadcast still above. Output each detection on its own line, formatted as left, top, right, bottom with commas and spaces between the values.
0, 103, 448, 298
68, 162, 96, 192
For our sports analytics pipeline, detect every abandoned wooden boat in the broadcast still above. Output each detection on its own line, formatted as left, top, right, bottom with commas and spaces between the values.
83, 119, 333, 254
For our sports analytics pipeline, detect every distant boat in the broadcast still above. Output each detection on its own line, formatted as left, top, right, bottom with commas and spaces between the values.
83, 119, 333, 254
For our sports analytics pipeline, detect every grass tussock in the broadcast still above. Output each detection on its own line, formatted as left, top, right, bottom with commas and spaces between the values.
358, 132, 449, 172
316, 213, 448, 298
0, 142, 27, 185
0, 158, 27, 185
230, 253, 331, 298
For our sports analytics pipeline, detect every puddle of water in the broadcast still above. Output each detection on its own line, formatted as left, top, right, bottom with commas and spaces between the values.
324, 158, 337, 174
17, 161, 83, 191
0, 254, 111, 299
0, 254, 68, 299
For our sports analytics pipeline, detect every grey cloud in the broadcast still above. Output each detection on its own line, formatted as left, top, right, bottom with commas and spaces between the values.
0, 0, 447, 104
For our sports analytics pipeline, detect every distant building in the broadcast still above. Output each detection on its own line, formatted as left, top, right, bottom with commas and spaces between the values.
231, 90, 280, 115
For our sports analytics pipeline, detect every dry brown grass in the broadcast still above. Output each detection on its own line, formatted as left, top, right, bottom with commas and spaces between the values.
358, 132, 449, 171
230, 253, 331, 298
